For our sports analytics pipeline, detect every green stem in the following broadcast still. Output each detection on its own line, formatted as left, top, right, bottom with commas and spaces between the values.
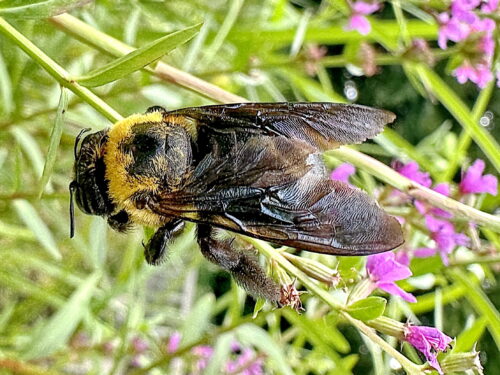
0, 17, 121, 123
325, 147, 500, 232
245, 238, 424, 374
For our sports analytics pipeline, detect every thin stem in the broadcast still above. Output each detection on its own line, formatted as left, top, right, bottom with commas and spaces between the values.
325, 147, 500, 232
0, 17, 122, 123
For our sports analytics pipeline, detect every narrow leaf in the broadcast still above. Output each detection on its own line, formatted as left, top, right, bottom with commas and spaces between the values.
13, 200, 61, 260
415, 64, 500, 173
347, 297, 387, 321
22, 272, 101, 359
179, 293, 214, 347
0, 0, 88, 19
449, 269, 500, 350
38, 87, 68, 197
77, 23, 202, 87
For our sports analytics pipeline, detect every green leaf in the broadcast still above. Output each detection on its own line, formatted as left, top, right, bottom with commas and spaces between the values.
77, 23, 202, 87
13, 200, 61, 260
0, 0, 86, 19
252, 297, 266, 318
38, 87, 68, 197
179, 293, 214, 347
347, 297, 387, 321
22, 272, 101, 359
0, 50, 13, 115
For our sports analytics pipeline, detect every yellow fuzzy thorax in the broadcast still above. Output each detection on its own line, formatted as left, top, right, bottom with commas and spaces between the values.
104, 112, 164, 227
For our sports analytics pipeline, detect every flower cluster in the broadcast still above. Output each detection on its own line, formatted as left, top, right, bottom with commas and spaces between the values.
437, 0, 499, 88
404, 325, 453, 374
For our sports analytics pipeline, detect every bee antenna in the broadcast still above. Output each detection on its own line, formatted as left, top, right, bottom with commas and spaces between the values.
74, 128, 91, 160
69, 181, 78, 238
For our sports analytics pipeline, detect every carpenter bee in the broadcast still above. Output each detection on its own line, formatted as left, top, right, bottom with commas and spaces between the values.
70, 102, 403, 303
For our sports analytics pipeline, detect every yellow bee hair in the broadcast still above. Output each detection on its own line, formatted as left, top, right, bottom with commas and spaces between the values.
104, 111, 165, 227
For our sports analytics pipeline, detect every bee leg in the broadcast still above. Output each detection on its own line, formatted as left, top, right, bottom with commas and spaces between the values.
197, 224, 280, 302
144, 219, 184, 265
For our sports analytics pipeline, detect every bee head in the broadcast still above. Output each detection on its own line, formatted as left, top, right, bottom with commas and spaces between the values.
70, 128, 115, 237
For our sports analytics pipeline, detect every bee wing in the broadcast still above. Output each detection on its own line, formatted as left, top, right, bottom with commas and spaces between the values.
166, 102, 396, 150
149, 136, 403, 255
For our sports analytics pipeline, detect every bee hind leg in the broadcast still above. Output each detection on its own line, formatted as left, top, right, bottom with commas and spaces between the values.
144, 219, 184, 265
197, 224, 280, 303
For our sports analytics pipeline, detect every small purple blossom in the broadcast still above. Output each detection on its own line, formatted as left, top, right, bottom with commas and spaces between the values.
330, 163, 356, 184
438, 0, 497, 88
404, 324, 453, 374
453, 61, 493, 88
166, 332, 181, 353
131, 336, 149, 353
437, 12, 471, 49
366, 252, 417, 303
226, 348, 264, 375
345, 1, 380, 35
459, 159, 498, 195
415, 215, 469, 265
192, 345, 214, 371
395, 161, 432, 188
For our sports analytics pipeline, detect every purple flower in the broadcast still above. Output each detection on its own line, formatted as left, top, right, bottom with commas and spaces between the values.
453, 61, 494, 88
404, 324, 453, 374
459, 159, 498, 195
395, 161, 432, 188
226, 348, 264, 375
131, 336, 149, 353
166, 332, 181, 353
437, 12, 472, 49
482, 0, 500, 12
345, 1, 380, 35
366, 252, 417, 303
330, 163, 356, 184
415, 215, 469, 265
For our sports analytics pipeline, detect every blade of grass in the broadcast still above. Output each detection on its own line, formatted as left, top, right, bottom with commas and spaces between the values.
415, 64, 500, 173
448, 269, 500, 350
38, 87, 68, 197
76, 23, 202, 87
22, 271, 101, 359
0, 0, 86, 19
443, 80, 496, 181
12, 199, 61, 260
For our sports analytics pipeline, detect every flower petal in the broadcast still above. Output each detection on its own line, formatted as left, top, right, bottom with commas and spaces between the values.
378, 282, 417, 303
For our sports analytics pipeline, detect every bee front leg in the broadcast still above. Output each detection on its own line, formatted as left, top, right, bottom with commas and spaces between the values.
144, 219, 184, 265
197, 224, 280, 303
